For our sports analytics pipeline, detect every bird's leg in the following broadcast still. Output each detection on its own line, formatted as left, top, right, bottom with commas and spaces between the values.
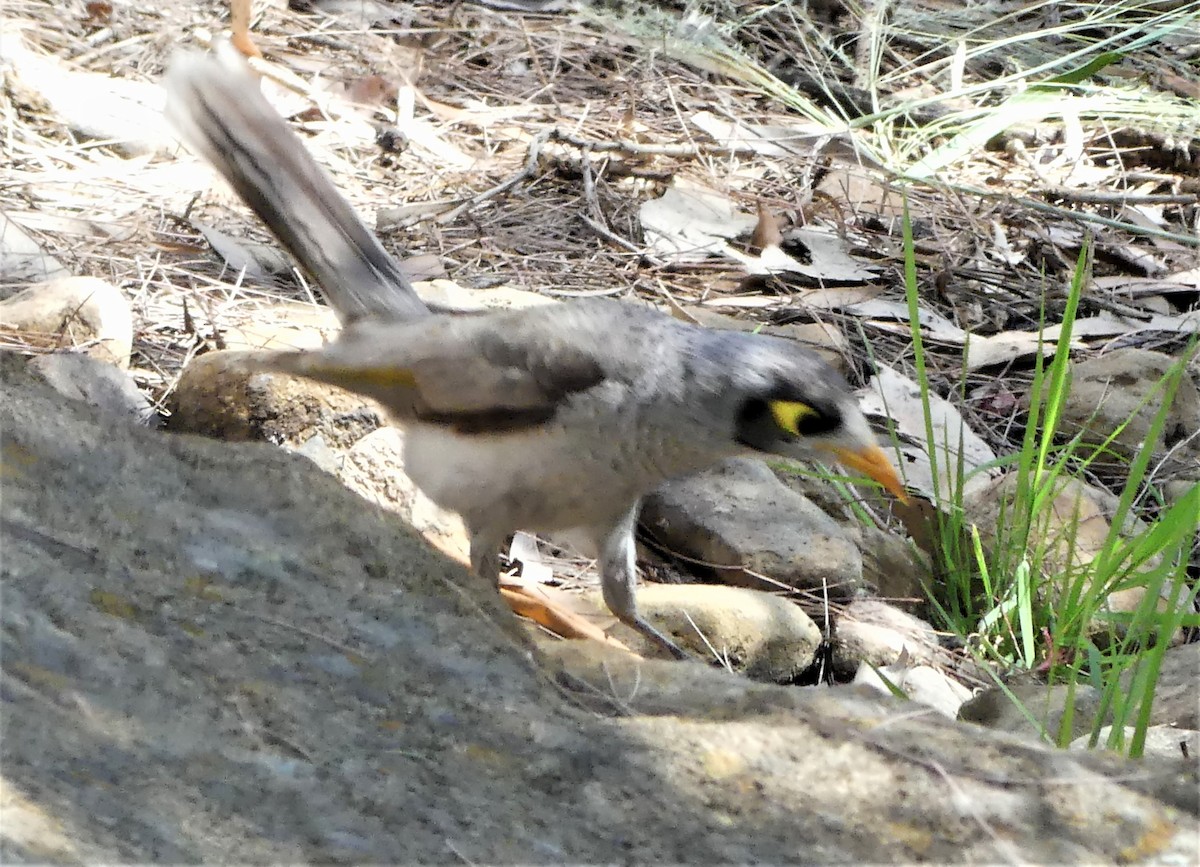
469, 530, 505, 584
595, 506, 688, 660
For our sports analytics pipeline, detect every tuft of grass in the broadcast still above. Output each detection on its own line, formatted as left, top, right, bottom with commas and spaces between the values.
900, 203, 1199, 756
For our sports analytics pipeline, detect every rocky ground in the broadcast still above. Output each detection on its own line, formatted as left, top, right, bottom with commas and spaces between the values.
4, 358, 1199, 862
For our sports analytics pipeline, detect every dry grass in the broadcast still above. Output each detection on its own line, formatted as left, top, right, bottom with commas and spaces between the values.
2, 0, 1197, 466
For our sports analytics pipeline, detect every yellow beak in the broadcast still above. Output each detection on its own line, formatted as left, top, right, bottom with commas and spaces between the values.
830, 444, 909, 503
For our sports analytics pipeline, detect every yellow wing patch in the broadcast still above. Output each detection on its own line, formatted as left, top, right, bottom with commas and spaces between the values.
301, 364, 417, 389
769, 399, 816, 435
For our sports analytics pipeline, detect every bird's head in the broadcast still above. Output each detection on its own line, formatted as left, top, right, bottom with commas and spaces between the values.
722, 338, 908, 502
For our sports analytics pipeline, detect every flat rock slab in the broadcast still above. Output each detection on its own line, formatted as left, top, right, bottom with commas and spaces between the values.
2, 355, 1197, 864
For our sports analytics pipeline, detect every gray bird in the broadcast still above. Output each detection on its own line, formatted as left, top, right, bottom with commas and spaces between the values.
165, 46, 907, 658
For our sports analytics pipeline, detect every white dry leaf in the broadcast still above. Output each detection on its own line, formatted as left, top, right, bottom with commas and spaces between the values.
989, 219, 1025, 266
3, 30, 176, 156
862, 318, 1065, 371
10, 150, 216, 220
961, 330, 1059, 370
0, 212, 70, 283
1093, 271, 1200, 297
795, 286, 882, 309
1055, 161, 1117, 189
396, 253, 448, 284
507, 532, 555, 588
1120, 203, 1168, 232
1046, 224, 1085, 248
853, 660, 973, 719
860, 366, 997, 503
845, 299, 966, 341
393, 83, 474, 169
640, 184, 875, 280
723, 230, 878, 282
299, 0, 399, 26
690, 110, 833, 158
844, 299, 1072, 370
698, 295, 782, 310
247, 67, 473, 171
639, 182, 757, 261
783, 230, 879, 281
1044, 311, 1200, 341
4, 210, 136, 243
192, 221, 292, 279
722, 243, 798, 275
1060, 103, 1084, 165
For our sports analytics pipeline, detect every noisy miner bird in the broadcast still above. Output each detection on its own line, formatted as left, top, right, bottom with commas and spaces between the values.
165, 46, 908, 658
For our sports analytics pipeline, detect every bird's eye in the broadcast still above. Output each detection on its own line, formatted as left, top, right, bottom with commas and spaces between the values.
767, 399, 839, 436
769, 399, 816, 435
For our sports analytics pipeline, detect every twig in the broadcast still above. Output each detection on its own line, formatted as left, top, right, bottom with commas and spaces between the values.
551, 128, 743, 158
579, 148, 604, 224
1043, 189, 1200, 206
435, 129, 552, 225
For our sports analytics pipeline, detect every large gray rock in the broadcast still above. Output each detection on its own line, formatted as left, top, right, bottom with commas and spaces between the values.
1057, 347, 1200, 467
2, 354, 1197, 864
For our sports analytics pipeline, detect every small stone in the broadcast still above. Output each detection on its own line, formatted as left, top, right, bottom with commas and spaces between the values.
1070, 725, 1200, 762
852, 662, 973, 719
831, 599, 939, 677
958, 681, 1106, 743
856, 525, 929, 605
168, 350, 383, 448
1125, 641, 1199, 730
0, 276, 131, 367
625, 583, 822, 683
1164, 478, 1200, 505
641, 458, 865, 598
1055, 348, 1200, 465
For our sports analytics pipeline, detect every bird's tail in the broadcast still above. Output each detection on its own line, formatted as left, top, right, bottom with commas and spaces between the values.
164, 44, 430, 324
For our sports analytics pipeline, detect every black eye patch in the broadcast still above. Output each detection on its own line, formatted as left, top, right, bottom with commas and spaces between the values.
768, 398, 842, 436
735, 396, 840, 451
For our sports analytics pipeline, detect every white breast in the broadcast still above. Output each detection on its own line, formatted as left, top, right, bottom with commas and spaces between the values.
402, 423, 636, 534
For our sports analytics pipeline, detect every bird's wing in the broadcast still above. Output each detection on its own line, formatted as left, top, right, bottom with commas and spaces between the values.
260, 310, 612, 433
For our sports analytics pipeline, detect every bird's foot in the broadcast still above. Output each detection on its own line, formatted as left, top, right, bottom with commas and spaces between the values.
629, 617, 689, 660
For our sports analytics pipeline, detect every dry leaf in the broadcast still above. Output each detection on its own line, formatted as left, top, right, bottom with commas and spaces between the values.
3, 31, 175, 156
192, 221, 291, 278
1044, 311, 1200, 341
640, 182, 756, 261
690, 110, 833, 158
0, 212, 70, 283
859, 366, 997, 503
724, 229, 877, 282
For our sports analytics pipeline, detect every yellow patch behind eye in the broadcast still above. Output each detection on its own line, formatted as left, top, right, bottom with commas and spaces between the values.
769, 399, 816, 435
